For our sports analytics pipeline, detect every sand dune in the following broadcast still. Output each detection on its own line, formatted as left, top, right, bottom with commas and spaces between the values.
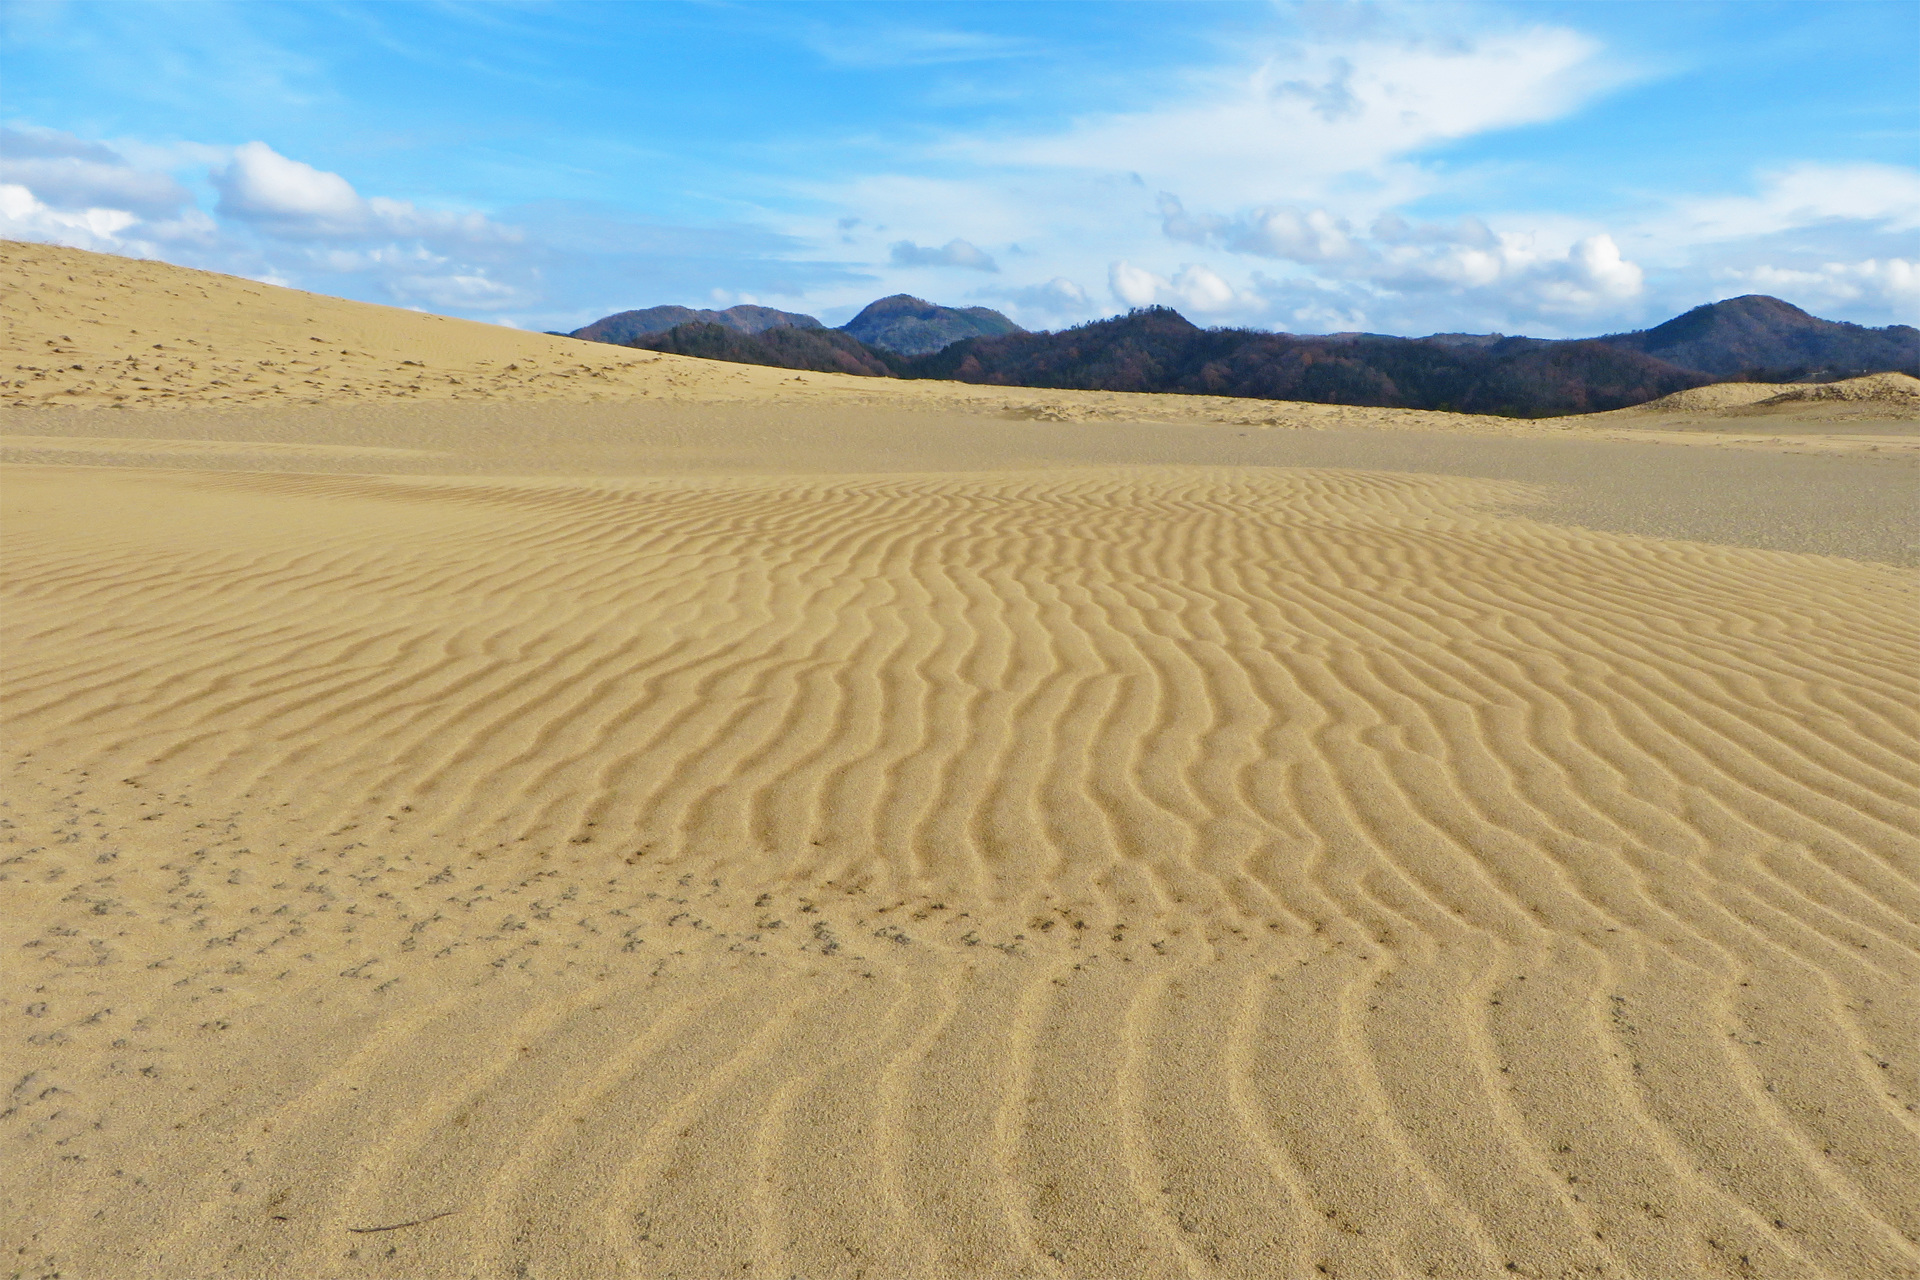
4, 243, 1919, 1279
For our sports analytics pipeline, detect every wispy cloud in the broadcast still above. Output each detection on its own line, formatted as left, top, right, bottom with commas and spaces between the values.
801, 22, 1037, 69
1665, 163, 1920, 241
970, 24, 1631, 210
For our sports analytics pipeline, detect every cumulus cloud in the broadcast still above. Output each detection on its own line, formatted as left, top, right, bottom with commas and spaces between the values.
1160, 194, 1359, 263
212, 141, 518, 244
1379, 228, 1644, 306
888, 237, 999, 272
0, 131, 549, 317
1155, 190, 1646, 323
0, 182, 141, 249
1109, 260, 1240, 313
212, 141, 363, 230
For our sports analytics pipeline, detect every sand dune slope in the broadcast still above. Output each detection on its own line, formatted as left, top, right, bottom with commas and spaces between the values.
5, 460, 1917, 1279
1, 239, 816, 410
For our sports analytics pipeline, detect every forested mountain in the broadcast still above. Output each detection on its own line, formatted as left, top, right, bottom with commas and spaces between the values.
625, 321, 896, 377
903, 308, 1709, 416
621, 296, 1917, 417
1596, 295, 1918, 378
839, 294, 1024, 355
572, 304, 821, 345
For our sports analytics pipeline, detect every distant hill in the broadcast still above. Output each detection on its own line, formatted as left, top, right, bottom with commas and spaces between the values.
839, 294, 1024, 355
1597, 295, 1918, 379
617, 295, 1916, 418
626, 321, 897, 377
904, 307, 1706, 417
572, 304, 821, 345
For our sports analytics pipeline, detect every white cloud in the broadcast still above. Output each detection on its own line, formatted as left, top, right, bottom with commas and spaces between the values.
1558, 234, 1644, 303
780, 20, 1656, 332
1, 131, 549, 319
213, 141, 363, 229
1714, 258, 1919, 314
1155, 191, 1647, 323
211, 141, 519, 244
1383, 229, 1642, 308
980, 25, 1624, 210
1109, 260, 1162, 308
0, 182, 140, 248
889, 237, 999, 272
1109, 260, 1240, 314
1160, 194, 1359, 263
389, 271, 525, 310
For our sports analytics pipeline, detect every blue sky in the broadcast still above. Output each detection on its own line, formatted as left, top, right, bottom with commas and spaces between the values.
3, 0, 1915, 336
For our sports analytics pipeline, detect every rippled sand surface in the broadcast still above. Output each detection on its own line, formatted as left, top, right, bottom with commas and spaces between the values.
5, 242, 1919, 1280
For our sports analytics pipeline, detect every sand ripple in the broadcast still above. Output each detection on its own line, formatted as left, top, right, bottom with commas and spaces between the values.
4, 463, 1917, 1278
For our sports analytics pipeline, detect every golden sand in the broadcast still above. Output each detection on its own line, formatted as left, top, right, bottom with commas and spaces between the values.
4, 242, 1918, 1279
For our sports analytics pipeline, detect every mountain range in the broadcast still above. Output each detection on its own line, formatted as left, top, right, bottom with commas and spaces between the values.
570, 294, 1024, 354
595, 293, 1918, 417
905, 309, 1709, 417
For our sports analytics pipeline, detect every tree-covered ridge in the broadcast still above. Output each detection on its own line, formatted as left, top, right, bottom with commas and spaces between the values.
624, 296, 1918, 418
1596, 294, 1919, 379
572, 304, 822, 345
839, 294, 1025, 355
625, 321, 896, 377
904, 308, 1711, 416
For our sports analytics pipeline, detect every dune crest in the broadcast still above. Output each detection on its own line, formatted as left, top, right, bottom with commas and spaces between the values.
1757, 371, 1920, 406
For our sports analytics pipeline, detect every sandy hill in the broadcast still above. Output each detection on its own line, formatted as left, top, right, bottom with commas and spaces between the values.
3, 238, 1917, 1280
0, 239, 828, 409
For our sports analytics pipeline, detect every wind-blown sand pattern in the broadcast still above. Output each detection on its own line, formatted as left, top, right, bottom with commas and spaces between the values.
5, 242, 1919, 1279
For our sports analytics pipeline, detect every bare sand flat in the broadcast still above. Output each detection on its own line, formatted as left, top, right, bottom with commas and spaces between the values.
5, 242, 1919, 1279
